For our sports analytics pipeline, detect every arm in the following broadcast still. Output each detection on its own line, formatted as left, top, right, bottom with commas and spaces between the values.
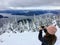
38, 30, 43, 41
38, 30, 48, 45
44, 28, 47, 33
38, 26, 47, 41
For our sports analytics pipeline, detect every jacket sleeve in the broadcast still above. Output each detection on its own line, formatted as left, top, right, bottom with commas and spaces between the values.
38, 30, 43, 41
38, 30, 48, 45
44, 29, 47, 33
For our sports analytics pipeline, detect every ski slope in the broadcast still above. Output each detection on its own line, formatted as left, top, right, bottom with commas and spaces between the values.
0, 27, 60, 45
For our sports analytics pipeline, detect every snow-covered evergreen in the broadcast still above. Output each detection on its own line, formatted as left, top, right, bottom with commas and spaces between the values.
0, 13, 60, 35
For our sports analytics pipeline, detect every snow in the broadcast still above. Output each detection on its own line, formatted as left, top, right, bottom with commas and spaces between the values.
0, 27, 60, 45
0, 31, 41, 45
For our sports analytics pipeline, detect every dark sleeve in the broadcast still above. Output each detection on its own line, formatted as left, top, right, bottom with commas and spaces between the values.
38, 30, 43, 41
44, 29, 47, 33
38, 30, 48, 45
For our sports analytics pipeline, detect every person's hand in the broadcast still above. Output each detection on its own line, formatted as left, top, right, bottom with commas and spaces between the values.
38, 26, 43, 30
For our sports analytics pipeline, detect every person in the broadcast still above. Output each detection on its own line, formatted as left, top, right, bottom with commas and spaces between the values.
38, 25, 57, 45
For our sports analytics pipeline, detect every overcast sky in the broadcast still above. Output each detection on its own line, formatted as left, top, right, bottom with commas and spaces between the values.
0, 0, 60, 9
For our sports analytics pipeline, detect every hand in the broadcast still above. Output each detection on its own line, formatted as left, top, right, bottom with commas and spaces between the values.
38, 26, 43, 30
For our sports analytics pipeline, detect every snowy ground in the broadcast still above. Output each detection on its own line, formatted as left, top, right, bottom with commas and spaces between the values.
0, 27, 60, 45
